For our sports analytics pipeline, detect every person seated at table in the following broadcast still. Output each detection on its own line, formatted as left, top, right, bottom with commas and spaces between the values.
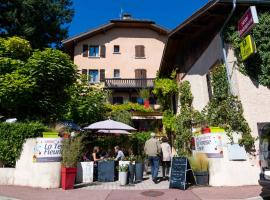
92, 146, 103, 162
114, 146, 125, 161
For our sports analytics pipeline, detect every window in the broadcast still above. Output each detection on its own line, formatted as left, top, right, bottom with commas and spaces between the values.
135, 45, 145, 58
114, 69, 120, 78
113, 97, 123, 104
100, 69, 105, 82
89, 46, 99, 57
89, 70, 99, 83
113, 45, 120, 53
82, 45, 88, 57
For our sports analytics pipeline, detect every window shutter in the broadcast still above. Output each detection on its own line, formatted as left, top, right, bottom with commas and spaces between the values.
135, 45, 145, 58
82, 69, 87, 75
82, 45, 88, 57
100, 69, 105, 82
100, 45, 106, 58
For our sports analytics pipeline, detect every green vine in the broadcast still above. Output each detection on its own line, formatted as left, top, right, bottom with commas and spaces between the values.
153, 71, 178, 110
202, 64, 255, 152
174, 81, 203, 156
224, 10, 270, 87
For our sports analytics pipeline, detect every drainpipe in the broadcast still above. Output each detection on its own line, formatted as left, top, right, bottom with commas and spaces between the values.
220, 0, 237, 95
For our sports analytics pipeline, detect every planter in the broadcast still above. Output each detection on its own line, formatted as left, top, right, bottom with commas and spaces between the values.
135, 162, 144, 182
144, 100, 150, 108
76, 162, 94, 183
128, 163, 135, 184
119, 172, 128, 186
98, 160, 115, 182
194, 171, 209, 186
153, 104, 161, 110
61, 167, 77, 190
119, 161, 130, 181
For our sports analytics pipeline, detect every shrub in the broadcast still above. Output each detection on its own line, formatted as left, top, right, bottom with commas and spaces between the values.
0, 122, 47, 167
189, 153, 209, 172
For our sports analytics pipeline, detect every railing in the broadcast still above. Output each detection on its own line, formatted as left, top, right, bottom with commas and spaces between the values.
105, 78, 155, 89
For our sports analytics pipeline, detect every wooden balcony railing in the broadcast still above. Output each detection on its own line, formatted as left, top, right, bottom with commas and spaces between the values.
105, 78, 155, 89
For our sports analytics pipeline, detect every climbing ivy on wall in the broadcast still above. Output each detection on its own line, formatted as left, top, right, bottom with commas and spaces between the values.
202, 64, 255, 152
174, 81, 203, 155
224, 10, 270, 87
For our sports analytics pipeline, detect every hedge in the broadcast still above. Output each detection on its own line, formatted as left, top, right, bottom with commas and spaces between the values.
0, 122, 47, 167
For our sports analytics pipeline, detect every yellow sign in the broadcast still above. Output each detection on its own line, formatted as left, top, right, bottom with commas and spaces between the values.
239, 35, 256, 61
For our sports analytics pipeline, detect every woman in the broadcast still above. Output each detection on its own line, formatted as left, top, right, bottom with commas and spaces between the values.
161, 137, 172, 180
92, 146, 103, 161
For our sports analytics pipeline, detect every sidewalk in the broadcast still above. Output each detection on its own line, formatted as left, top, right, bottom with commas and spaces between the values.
0, 185, 264, 200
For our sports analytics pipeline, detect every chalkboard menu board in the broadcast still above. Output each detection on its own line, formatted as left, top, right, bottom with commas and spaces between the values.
169, 157, 195, 190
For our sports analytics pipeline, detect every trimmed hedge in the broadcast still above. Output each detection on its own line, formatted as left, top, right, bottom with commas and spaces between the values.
0, 122, 47, 167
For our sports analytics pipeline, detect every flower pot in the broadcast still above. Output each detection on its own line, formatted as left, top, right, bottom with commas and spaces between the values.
61, 167, 77, 190
128, 163, 135, 184
119, 161, 130, 181
76, 162, 94, 183
194, 171, 209, 186
144, 100, 150, 108
135, 162, 144, 182
119, 172, 128, 186
98, 160, 115, 182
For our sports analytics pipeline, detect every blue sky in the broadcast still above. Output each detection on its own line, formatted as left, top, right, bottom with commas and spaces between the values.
68, 0, 209, 37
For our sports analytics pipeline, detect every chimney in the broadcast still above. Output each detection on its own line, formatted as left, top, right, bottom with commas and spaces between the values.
122, 13, 132, 20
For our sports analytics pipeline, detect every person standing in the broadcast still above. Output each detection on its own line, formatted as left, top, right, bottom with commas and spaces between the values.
161, 137, 172, 180
114, 146, 125, 161
144, 132, 161, 184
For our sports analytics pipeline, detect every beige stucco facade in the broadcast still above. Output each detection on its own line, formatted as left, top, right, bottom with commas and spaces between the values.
180, 34, 270, 186
73, 27, 166, 80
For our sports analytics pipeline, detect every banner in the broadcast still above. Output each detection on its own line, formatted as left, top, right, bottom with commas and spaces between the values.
33, 138, 62, 162
194, 133, 223, 158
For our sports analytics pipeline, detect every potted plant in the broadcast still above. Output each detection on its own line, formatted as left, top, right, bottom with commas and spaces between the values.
139, 89, 150, 108
189, 153, 209, 186
61, 136, 82, 190
119, 164, 129, 186
135, 155, 145, 182
126, 155, 136, 184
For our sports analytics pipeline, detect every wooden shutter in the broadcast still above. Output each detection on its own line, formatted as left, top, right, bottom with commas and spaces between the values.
100, 45, 106, 58
135, 45, 145, 58
82, 69, 87, 75
100, 69, 105, 82
82, 45, 88, 57
135, 69, 147, 78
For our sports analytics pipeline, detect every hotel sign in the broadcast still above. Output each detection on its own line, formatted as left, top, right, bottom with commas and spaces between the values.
238, 6, 259, 37
33, 138, 62, 162
239, 35, 256, 61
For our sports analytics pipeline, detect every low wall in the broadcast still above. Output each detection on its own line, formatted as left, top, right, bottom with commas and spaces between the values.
0, 139, 61, 188
208, 133, 259, 186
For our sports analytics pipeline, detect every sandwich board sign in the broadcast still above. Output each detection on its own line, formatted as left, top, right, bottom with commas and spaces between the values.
169, 157, 196, 190
238, 6, 259, 37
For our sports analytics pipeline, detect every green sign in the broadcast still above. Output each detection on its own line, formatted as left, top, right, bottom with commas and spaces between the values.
239, 35, 256, 61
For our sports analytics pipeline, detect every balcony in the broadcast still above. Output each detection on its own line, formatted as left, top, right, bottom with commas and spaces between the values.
105, 78, 155, 89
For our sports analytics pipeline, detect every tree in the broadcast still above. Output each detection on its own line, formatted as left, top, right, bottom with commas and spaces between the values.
0, 0, 74, 48
64, 76, 109, 126
0, 36, 77, 121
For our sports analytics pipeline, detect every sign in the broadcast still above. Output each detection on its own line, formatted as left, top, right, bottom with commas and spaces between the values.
239, 35, 256, 61
238, 6, 259, 37
194, 133, 223, 158
33, 138, 62, 162
169, 157, 196, 190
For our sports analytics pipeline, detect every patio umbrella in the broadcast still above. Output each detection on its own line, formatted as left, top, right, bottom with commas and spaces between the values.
97, 129, 131, 135
84, 119, 136, 131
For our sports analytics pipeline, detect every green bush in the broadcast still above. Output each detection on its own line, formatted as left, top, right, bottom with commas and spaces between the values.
110, 110, 133, 125
106, 102, 153, 113
0, 122, 47, 167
